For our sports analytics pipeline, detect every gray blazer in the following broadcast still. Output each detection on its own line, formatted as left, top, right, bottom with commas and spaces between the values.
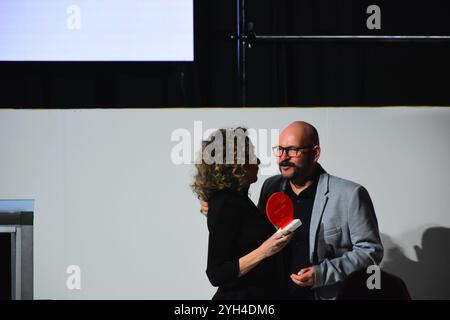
308, 165, 383, 299
261, 164, 384, 300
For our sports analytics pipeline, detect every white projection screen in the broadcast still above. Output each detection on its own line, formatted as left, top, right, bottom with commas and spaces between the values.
0, 0, 194, 61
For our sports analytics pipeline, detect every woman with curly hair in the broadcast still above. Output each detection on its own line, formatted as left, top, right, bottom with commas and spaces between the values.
192, 127, 292, 299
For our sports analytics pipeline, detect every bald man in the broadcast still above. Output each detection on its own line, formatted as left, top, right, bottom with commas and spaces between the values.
201, 121, 383, 300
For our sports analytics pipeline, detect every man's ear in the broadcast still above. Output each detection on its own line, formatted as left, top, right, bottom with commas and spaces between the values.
314, 146, 321, 162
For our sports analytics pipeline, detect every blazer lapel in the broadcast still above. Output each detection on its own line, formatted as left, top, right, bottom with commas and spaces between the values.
309, 167, 330, 263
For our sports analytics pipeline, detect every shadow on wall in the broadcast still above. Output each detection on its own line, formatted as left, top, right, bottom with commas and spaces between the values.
381, 227, 450, 300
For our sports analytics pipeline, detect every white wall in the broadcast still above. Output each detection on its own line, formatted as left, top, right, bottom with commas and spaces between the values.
0, 107, 449, 299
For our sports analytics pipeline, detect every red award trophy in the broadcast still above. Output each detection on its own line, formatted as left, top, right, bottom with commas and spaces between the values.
266, 192, 301, 233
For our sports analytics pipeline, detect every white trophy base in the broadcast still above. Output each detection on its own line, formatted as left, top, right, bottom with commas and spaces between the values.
277, 219, 302, 233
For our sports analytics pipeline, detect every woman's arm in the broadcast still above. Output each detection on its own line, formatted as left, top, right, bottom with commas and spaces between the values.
238, 231, 292, 277
206, 195, 292, 286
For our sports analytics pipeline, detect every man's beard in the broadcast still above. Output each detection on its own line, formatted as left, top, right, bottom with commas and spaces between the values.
279, 159, 313, 181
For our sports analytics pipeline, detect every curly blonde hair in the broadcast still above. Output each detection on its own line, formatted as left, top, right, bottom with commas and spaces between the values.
191, 127, 256, 201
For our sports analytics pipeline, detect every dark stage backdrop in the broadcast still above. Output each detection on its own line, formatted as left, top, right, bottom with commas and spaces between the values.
0, 0, 449, 107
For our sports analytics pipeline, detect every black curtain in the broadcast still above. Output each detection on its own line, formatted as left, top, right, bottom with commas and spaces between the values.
244, 0, 450, 106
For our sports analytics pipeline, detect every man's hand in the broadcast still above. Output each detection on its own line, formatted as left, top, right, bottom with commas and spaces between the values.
290, 266, 315, 287
200, 200, 209, 216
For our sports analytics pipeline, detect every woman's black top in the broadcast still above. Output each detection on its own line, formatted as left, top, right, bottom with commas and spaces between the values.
206, 190, 284, 299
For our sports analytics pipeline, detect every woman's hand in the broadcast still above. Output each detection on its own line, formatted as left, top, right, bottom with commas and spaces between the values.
200, 200, 209, 216
238, 230, 293, 277
258, 230, 293, 258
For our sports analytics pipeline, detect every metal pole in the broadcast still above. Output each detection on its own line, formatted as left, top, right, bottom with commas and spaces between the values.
236, 0, 246, 106
253, 34, 450, 43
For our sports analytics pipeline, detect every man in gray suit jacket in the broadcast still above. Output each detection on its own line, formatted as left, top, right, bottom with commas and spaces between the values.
201, 121, 383, 300
257, 121, 383, 300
